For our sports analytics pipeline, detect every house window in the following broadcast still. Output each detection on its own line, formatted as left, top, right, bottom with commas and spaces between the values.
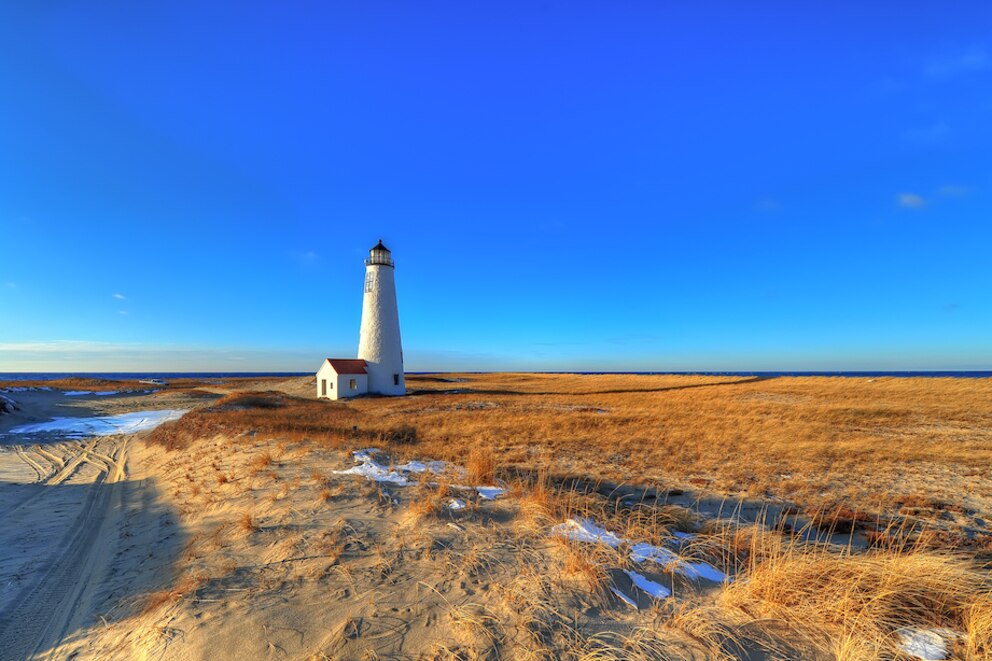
321, 379, 327, 397
350, 378, 357, 390
329, 381, 333, 389
393, 374, 400, 386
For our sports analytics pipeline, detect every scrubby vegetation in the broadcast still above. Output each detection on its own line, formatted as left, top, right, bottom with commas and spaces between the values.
119, 373, 992, 659
150, 373, 992, 551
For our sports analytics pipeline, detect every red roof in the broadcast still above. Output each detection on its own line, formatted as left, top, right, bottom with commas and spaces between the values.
324, 358, 367, 374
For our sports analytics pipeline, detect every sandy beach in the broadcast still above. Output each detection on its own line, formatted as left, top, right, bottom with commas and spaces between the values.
0, 375, 989, 660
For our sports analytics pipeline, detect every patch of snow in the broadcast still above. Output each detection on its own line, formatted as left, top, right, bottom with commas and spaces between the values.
63, 390, 93, 396
681, 561, 727, 583
631, 541, 726, 582
95, 391, 119, 396
333, 461, 410, 485
672, 531, 696, 541
337, 449, 505, 499
551, 518, 624, 548
10, 409, 187, 438
624, 570, 671, 600
610, 587, 638, 609
475, 486, 505, 500
395, 460, 450, 474
448, 498, 467, 510
896, 628, 956, 660
629, 542, 680, 565
552, 519, 728, 583
352, 448, 381, 463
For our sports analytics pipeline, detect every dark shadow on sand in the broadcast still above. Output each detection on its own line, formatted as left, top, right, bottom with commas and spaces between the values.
0, 474, 185, 658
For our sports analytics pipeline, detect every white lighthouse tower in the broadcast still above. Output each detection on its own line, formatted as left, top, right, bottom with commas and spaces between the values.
357, 240, 405, 396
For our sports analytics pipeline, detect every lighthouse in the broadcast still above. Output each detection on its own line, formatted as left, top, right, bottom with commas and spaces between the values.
357, 240, 405, 395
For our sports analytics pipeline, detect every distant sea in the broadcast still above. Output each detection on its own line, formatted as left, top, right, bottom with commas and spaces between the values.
0, 372, 310, 381
1, 371, 989, 381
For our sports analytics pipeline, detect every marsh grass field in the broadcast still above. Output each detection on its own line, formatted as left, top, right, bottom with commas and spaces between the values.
1, 373, 991, 659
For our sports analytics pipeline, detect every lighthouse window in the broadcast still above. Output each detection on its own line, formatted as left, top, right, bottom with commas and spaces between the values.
393, 374, 400, 386
364, 272, 374, 293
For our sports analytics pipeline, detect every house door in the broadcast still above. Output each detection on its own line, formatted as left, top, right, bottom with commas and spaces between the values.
321, 379, 327, 397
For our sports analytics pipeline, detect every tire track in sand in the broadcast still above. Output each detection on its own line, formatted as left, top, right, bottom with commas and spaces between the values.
33, 446, 66, 473
0, 436, 131, 659
0, 441, 104, 521
13, 445, 48, 482
48, 439, 101, 486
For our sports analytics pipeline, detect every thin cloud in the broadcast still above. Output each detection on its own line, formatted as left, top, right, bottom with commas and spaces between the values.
925, 46, 990, 78
937, 184, 972, 198
119, 310, 128, 315
897, 193, 927, 209
0, 340, 127, 352
3, 282, 15, 289
0, 341, 328, 372
113, 293, 126, 300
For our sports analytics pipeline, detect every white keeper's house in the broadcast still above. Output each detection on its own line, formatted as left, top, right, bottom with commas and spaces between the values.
316, 240, 406, 400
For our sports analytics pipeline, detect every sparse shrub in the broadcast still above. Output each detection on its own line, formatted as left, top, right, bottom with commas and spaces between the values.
406, 480, 452, 522
467, 446, 495, 484
553, 536, 610, 598
250, 451, 274, 473
239, 512, 259, 534
140, 574, 205, 615
216, 392, 286, 410
383, 424, 418, 444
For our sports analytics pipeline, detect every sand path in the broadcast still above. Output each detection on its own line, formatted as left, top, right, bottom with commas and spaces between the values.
0, 436, 141, 660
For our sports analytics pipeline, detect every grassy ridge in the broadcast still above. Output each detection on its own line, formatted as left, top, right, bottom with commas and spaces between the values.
138, 374, 992, 658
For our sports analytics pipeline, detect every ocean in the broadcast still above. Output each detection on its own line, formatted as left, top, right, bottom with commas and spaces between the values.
0, 371, 989, 381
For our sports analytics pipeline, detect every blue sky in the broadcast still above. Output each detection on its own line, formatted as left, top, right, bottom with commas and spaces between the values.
1, 2, 990, 372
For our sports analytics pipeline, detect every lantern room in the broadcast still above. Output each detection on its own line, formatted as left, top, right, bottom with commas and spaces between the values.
366, 239, 394, 267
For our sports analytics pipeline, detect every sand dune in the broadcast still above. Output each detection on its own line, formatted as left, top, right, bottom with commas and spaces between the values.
0, 375, 989, 659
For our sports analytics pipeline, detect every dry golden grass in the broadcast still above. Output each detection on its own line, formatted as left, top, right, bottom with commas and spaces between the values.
4, 377, 146, 393
238, 512, 259, 535
466, 446, 496, 484
964, 595, 992, 659
148, 373, 992, 550
718, 518, 991, 659
115, 372, 992, 660
374, 373, 992, 539
147, 391, 360, 451
139, 574, 205, 616
405, 480, 452, 522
